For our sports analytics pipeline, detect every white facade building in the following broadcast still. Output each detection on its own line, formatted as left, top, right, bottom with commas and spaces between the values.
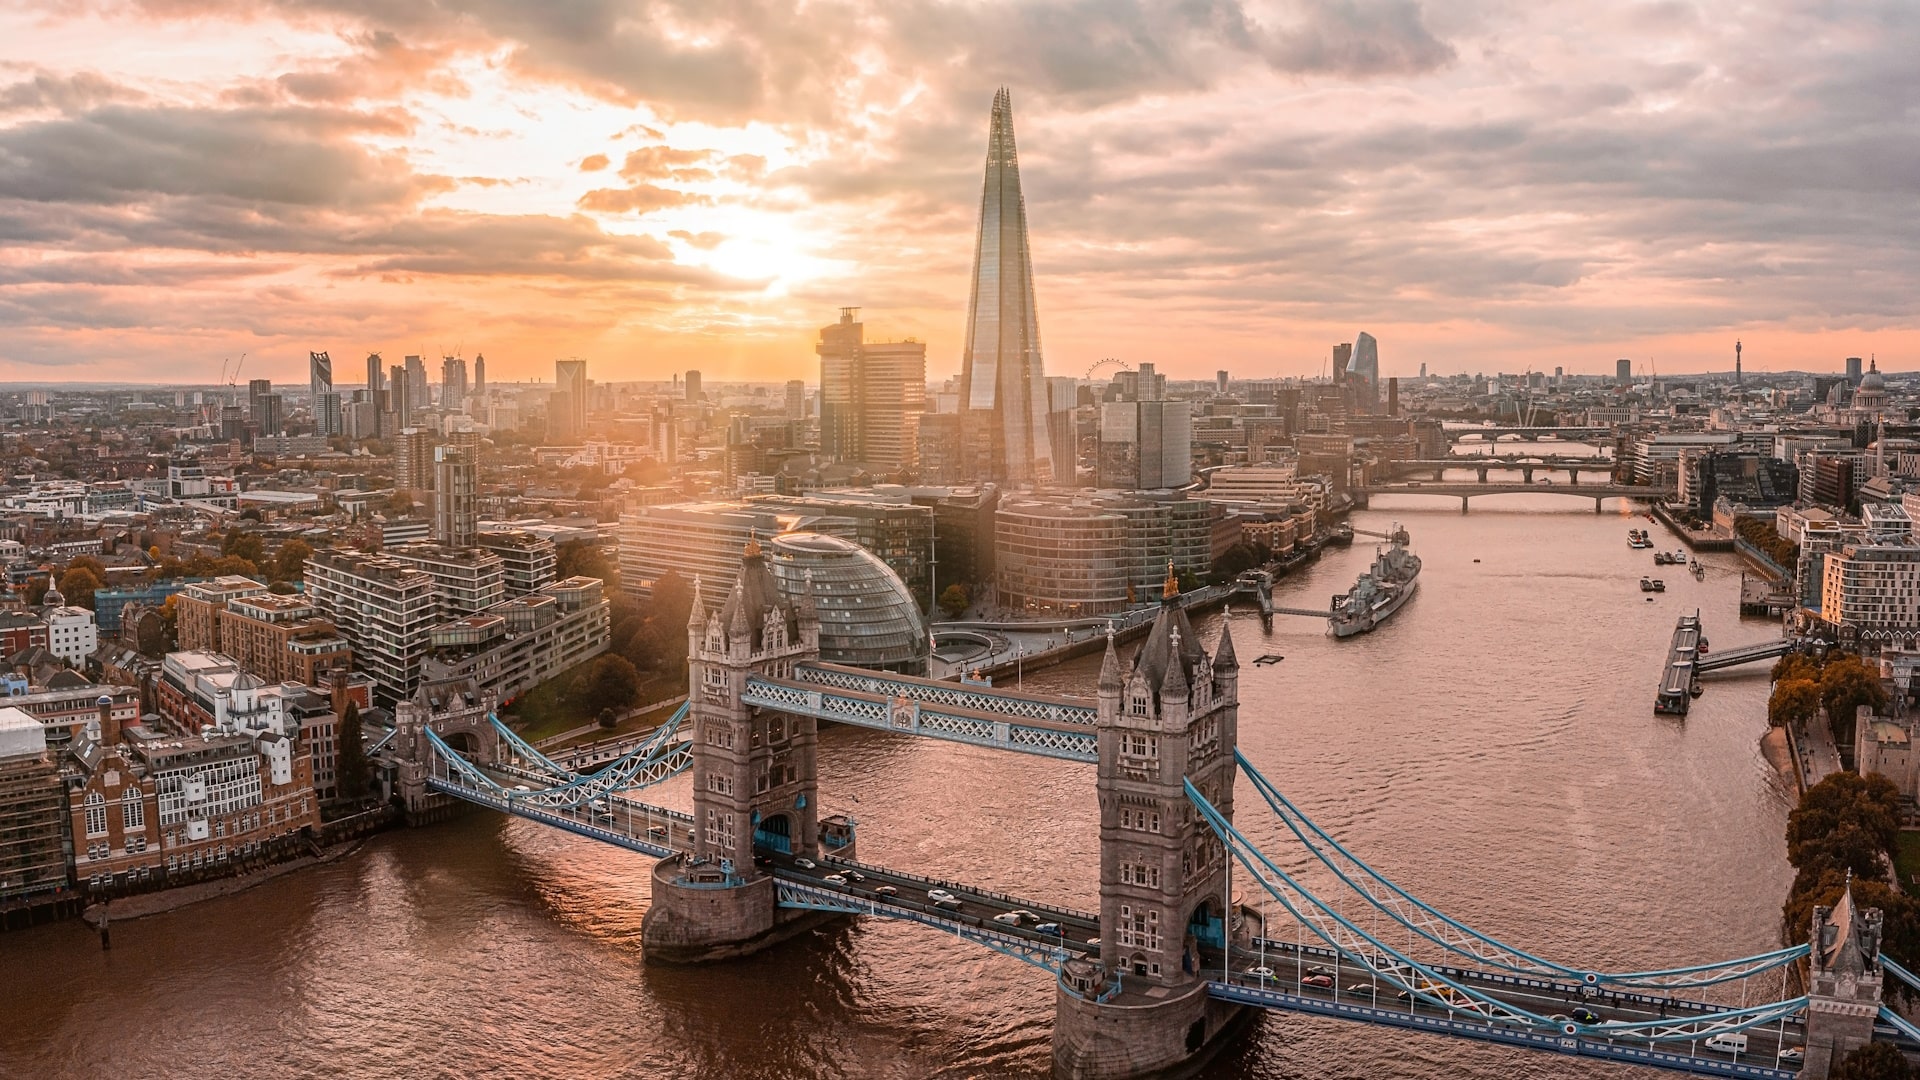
46, 606, 97, 666
1821, 543, 1920, 643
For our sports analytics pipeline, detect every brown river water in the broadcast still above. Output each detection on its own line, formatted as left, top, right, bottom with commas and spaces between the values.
0, 477, 1794, 1080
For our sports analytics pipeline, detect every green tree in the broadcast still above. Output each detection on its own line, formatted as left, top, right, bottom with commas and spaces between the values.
598, 707, 618, 730
557, 540, 617, 586
938, 583, 970, 618
335, 700, 369, 803
1822, 656, 1889, 746
1768, 678, 1821, 729
268, 580, 296, 595
56, 566, 102, 609
222, 530, 266, 566
274, 539, 312, 582
1832, 1037, 1915, 1080
582, 654, 641, 716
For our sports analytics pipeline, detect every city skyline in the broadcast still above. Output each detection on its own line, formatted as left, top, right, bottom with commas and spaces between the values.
0, 4, 1917, 385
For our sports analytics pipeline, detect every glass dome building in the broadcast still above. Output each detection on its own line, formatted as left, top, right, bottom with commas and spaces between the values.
767, 532, 928, 675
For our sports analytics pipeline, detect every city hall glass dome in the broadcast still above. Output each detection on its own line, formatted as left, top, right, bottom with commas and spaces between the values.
768, 532, 928, 675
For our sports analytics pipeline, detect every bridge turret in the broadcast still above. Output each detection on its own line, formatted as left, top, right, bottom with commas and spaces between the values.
1057, 587, 1245, 1078
1803, 878, 1886, 1079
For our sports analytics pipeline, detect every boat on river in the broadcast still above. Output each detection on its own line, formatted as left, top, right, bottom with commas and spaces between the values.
1330, 525, 1420, 638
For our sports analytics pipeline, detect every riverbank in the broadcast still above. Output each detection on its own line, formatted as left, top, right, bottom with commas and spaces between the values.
81, 836, 372, 927
1651, 502, 1735, 551
1761, 726, 1800, 797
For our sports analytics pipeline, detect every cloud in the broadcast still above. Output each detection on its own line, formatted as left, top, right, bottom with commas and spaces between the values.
0, 71, 144, 114
577, 183, 705, 214
579, 153, 610, 171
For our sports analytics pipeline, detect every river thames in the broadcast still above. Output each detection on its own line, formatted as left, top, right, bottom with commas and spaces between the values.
1, 490, 1795, 1079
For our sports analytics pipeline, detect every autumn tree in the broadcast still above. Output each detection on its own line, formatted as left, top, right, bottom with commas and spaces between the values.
1768, 678, 1820, 729
56, 566, 102, 609
1821, 655, 1889, 746
582, 654, 641, 716
273, 539, 312, 582
938, 583, 970, 619
1832, 1035, 1915, 1079
335, 701, 369, 803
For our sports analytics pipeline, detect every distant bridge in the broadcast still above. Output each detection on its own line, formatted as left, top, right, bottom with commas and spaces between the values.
1445, 426, 1616, 441
1356, 481, 1674, 513
1383, 459, 1621, 484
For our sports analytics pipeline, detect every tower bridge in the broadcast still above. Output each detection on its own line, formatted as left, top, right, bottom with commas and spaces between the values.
387, 539, 1893, 1079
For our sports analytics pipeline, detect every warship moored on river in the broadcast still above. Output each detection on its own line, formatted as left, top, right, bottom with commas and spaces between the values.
1330, 524, 1421, 637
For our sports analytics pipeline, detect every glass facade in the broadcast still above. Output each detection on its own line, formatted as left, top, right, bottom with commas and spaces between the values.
767, 533, 927, 675
959, 88, 1053, 485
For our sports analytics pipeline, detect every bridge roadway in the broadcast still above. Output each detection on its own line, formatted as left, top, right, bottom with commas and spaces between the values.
433, 764, 1103, 964
1206, 939, 1806, 1078
1359, 481, 1673, 512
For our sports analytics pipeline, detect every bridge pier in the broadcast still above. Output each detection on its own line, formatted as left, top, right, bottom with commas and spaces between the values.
1461, 496, 1470, 514
1054, 975, 1249, 1080
1593, 496, 1603, 513
1801, 885, 1885, 1079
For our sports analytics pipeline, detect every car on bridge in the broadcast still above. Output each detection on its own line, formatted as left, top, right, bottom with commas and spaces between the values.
1301, 975, 1334, 989
1569, 1007, 1601, 1025
926, 889, 961, 909
993, 908, 1039, 925
873, 885, 898, 897
1245, 966, 1277, 982
1778, 1047, 1804, 1063
1033, 922, 1063, 935
823, 874, 848, 885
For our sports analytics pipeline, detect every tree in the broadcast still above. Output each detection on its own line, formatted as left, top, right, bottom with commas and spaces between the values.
1773, 652, 1822, 685
56, 566, 102, 609
68, 555, 107, 582
222, 530, 266, 566
1768, 679, 1820, 729
582, 654, 641, 716
557, 540, 617, 587
274, 539, 312, 582
1788, 772, 1902, 873
1822, 656, 1889, 747
208, 555, 260, 579
598, 707, 618, 730
335, 701, 369, 803
938, 583, 970, 618
1832, 1039, 1915, 1080
388, 489, 415, 515
268, 580, 296, 595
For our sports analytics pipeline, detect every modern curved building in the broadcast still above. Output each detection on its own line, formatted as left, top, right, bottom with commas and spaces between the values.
767, 533, 928, 675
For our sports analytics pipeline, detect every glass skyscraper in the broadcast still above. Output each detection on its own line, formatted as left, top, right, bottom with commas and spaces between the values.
959, 88, 1054, 486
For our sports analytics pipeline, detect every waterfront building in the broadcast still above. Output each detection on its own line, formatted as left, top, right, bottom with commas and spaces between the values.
387, 544, 506, 617
1202, 465, 1320, 506
995, 497, 1130, 615
0, 706, 70, 914
46, 606, 97, 666
5, 684, 140, 754
477, 530, 558, 597
816, 308, 926, 474
1819, 542, 1920, 644
419, 576, 611, 703
957, 89, 1054, 485
305, 550, 439, 701
1863, 503, 1913, 544
766, 533, 927, 675
132, 723, 317, 880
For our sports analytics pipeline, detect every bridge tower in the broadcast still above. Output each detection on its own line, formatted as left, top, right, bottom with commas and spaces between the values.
1802, 881, 1885, 1079
642, 539, 826, 963
1054, 567, 1246, 1078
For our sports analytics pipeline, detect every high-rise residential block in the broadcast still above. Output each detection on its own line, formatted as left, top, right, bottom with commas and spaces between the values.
433, 443, 478, 548
554, 359, 588, 441
685, 369, 702, 402
309, 350, 333, 403
1617, 358, 1633, 385
393, 428, 435, 494
785, 379, 806, 419
404, 355, 428, 416
441, 356, 468, 412
958, 89, 1054, 485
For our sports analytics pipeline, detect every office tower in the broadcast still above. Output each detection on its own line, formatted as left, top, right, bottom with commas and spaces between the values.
1846, 356, 1863, 386
1216, 370, 1229, 395
785, 379, 806, 420
1617, 358, 1633, 386
1345, 332, 1379, 413
1332, 342, 1353, 384
365, 353, 384, 437
472, 353, 486, 397
685, 370, 702, 402
553, 360, 588, 441
816, 308, 927, 473
314, 391, 343, 436
248, 378, 272, 415
309, 351, 333, 403
256, 394, 284, 437
957, 88, 1053, 485
1097, 398, 1191, 490
433, 443, 478, 548
393, 428, 435, 493
404, 355, 428, 415
389, 363, 410, 426
441, 356, 468, 412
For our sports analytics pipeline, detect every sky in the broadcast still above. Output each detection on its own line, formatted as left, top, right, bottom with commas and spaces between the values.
1, 1, 1917, 387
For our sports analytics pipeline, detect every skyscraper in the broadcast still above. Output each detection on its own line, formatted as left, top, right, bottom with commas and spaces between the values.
685, 370, 702, 402
433, 443, 478, 549
309, 351, 333, 402
404, 355, 428, 416
958, 88, 1053, 485
472, 353, 486, 399
393, 428, 434, 493
785, 379, 806, 420
1346, 333, 1379, 413
389, 363, 410, 427
816, 308, 926, 473
441, 356, 468, 412
553, 359, 588, 442
1847, 356, 1864, 385
1617, 358, 1633, 386
365, 354, 384, 437
247, 378, 273, 429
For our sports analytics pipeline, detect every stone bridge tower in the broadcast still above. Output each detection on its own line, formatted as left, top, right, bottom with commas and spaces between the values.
1054, 568, 1246, 1078
643, 539, 826, 963
1802, 881, 1885, 1079
387, 679, 498, 824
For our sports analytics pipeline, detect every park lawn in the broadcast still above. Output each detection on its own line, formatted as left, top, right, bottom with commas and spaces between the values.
1895, 831, 1920, 890
504, 664, 681, 742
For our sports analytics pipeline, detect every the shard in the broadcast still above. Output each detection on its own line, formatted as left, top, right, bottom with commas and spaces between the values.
959, 88, 1054, 485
